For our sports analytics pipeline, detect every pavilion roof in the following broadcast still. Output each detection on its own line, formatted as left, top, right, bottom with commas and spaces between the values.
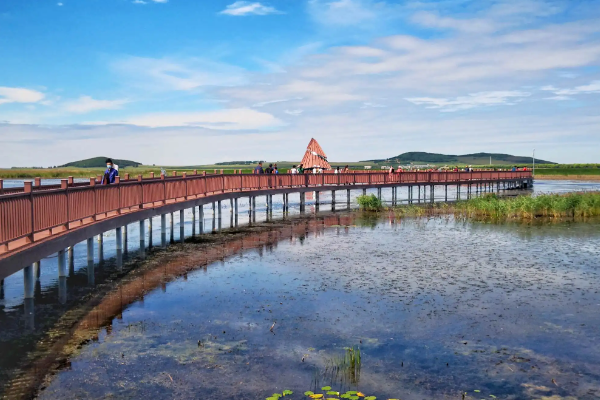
300, 138, 331, 169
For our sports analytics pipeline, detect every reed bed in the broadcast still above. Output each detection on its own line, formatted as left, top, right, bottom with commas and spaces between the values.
393, 192, 600, 220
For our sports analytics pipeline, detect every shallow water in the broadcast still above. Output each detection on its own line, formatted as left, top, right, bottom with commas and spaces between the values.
26, 215, 600, 400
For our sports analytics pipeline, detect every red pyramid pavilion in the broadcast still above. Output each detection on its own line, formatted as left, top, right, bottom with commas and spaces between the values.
300, 138, 331, 170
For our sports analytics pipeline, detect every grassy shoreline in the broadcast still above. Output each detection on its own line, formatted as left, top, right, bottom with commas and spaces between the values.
358, 192, 600, 219
535, 175, 600, 181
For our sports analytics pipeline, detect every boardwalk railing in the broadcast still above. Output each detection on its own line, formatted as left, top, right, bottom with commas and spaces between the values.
0, 171, 531, 254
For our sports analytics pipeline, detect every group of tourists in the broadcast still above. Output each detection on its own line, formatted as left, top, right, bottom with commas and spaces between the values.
253, 162, 352, 174
253, 162, 281, 174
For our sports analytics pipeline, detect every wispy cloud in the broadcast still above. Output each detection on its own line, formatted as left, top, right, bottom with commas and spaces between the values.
63, 96, 129, 114
307, 0, 390, 26
220, 1, 281, 16
88, 108, 284, 130
0, 87, 45, 105
111, 56, 247, 92
284, 109, 303, 116
253, 97, 303, 107
405, 91, 531, 112
541, 80, 600, 97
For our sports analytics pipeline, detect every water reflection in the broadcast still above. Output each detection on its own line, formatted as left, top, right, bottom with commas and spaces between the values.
16, 215, 600, 399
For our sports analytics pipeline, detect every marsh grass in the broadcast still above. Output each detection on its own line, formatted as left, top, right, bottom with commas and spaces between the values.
356, 194, 383, 211
394, 192, 600, 220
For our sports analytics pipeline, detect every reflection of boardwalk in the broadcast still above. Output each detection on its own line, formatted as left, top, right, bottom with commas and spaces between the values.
1, 213, 355, 400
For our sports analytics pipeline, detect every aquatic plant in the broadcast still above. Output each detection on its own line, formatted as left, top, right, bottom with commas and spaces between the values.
357, 194, 383, 211
301, 387, 377, 400
394, 192, 600, 220
322, 346, 362, 386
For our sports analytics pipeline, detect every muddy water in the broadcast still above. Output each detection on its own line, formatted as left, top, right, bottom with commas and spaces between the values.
22, 214, 599, 400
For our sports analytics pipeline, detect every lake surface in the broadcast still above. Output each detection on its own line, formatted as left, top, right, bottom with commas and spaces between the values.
1, 180, 600, 399
19, 216, 600, 400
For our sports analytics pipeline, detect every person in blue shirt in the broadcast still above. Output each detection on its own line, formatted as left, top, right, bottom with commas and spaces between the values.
101, 158, 119, 184
254, 162, 264, 174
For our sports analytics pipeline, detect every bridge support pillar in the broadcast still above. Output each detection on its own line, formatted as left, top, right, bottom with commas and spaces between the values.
347, 189, 351, 206
362, 188, 366, 196
230, 198, 234, 213
148, 218, 153, 247
431, 185, 434, 203
457, 184, 460, 200
179, 210, 185, 242
0, 279, 3, 300
169, 213, 174, 243
98, 233, 104, 263
58, 249, 66, 277
23, 265, 34, 299
87, 237, 93, 263
116, 227, 122, 250
445, 185, 448, 202
139, 220, 146, 256
234, 198, 239, 214
332, 190, 336, 206
315, 191, 320, 210
68, 246, 74, 276
87, 238, 94, 285
58, 276, 67, 305
161, 214, 167, 246
123, 224, 128, 253
300, 192, 305, 212
33, 261, 41, 280
199, 206, 204, 234
218, 201, 222, 220
377, 188, 382, 200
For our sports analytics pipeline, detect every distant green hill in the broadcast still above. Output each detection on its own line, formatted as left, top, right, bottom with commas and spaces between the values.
60, 157, 142, 168
363, 152, 555, 165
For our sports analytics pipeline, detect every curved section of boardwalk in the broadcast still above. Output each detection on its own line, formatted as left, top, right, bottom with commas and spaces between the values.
0, 171, 531, 278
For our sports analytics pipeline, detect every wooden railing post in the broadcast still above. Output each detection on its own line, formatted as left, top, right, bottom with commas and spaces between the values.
172, 171, 177, 177
34, 177, 41, 187
89, 178, 96, 219
125, 173, 130, 180
23, 182, 34, 241
183, 173, 188, 198
61, 179, 69, 226
150, 172, 155, 178
0, 179, 3, 194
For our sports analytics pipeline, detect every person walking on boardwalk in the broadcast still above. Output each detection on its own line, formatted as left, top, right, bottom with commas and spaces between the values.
265, 163, 274, 174
254, 161, 264, 174
297, 164, 304, 174
101, 158, 119, 184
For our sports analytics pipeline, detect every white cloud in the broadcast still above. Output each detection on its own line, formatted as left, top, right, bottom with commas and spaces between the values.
0, 87, 45, 105
411, 11, 499, 34
307, 0, 386, 26
63, 96, 129, 114
220, 1, 281, 16
88, 108, 284, 130
541, 80, 600, 95
405, 91, 531, 112
112, 56, 247, 92
253, 97, 302, 107
152, 0, 168, 2
284, 109, 304, 116
360, 102, 386, 108
57, 2, 63, 6
133, 0, 147, 4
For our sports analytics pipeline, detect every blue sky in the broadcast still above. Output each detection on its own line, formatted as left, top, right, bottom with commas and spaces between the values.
1, 0, 599, 166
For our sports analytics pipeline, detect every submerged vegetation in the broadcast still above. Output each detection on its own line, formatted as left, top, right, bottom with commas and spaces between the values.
394, 192, 600, 220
